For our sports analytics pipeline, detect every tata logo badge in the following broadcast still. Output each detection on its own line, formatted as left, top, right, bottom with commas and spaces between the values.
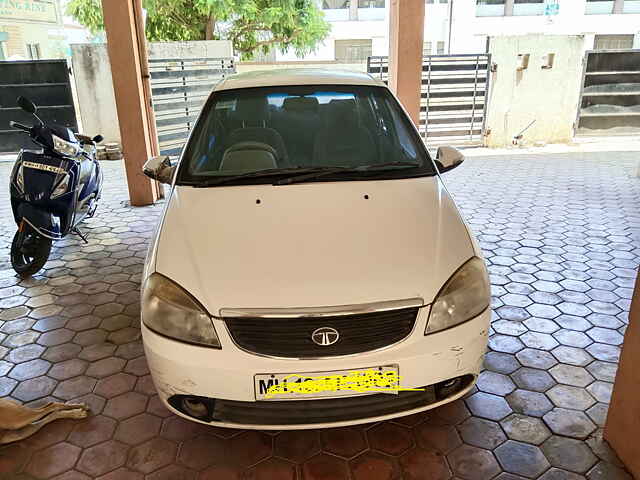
311, 327, 339, 346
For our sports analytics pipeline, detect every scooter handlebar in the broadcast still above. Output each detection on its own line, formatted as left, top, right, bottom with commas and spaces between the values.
9, 121, 31, 133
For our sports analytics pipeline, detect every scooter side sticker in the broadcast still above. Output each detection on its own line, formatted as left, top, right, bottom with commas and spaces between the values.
22, 161, 65, 174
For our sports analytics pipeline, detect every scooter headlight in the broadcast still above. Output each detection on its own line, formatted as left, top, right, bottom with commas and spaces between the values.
15, 163, 25, 193
425, 257, 490, 335
51, 173, 70, 199
142, 273, 221, 348
52, 134, 80, 157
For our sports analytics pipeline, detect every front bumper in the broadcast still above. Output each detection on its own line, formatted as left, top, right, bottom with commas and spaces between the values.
142, 307, 490, 429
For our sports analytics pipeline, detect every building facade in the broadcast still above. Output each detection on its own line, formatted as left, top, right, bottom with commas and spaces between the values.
0, 0, 91, 60
454, 0, 640, 53
271, 0, 640, 64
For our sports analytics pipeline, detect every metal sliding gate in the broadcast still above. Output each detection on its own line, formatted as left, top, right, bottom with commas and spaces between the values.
575, 49, 640, 137
149, 57, 235, 156
367, 54, 491, 148
0, 60, 78, 153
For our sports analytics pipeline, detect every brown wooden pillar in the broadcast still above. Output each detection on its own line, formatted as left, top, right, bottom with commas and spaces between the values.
102, 0, 161, 206
388, 0, 425, 126
605, 266, 640, 478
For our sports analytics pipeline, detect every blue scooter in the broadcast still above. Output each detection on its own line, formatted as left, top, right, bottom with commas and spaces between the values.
9, 96, 103, 276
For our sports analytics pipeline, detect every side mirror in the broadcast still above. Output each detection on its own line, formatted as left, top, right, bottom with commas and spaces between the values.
436, 146, 464, 173
17, 96, 37, 114
143, 155, 175, 185
92, 135, 104, 144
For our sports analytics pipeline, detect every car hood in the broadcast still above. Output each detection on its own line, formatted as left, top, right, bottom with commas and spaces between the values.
154, 176, 475, 314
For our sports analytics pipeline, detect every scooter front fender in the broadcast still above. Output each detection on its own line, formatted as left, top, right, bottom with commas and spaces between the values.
16, 203, 63, 240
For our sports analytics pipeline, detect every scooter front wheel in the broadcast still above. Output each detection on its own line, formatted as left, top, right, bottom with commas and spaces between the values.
11, 228, 52, 277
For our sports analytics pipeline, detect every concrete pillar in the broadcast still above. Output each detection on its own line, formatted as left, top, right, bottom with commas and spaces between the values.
605, 266, 640, 478
102, 0, 161, 206
388, 0, 425, 126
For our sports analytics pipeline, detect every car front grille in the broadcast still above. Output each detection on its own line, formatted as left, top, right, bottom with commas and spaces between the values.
224, 307, 420, 358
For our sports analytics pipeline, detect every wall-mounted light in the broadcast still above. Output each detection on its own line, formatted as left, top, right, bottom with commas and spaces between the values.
542, 53, 555, 69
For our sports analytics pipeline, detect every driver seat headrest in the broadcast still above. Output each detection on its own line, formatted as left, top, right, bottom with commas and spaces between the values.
219, 141, 277, 173
234, 96, 270, 126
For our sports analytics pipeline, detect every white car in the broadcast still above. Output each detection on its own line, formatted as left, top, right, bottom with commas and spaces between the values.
141, 69, 491, 429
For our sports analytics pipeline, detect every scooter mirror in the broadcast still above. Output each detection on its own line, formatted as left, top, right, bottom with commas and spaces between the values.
92, 135, 104, 144
17, 96, 37, 114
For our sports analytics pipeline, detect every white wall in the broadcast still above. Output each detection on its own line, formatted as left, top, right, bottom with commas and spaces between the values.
484, 35, 585, 147
70, 44, 121, 143
148, 40, 233, 59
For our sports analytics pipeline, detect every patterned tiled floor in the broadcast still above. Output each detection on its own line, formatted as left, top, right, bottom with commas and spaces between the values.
0, 151, 638, 480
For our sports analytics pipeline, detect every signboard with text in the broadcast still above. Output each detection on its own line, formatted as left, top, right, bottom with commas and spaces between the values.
0, 0, 57, 23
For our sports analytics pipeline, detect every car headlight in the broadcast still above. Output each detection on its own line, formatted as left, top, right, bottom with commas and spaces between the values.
425, 257, 490, 335
52, 134, 80, 157
51, 173, 70, 199
141, 273, 221, 348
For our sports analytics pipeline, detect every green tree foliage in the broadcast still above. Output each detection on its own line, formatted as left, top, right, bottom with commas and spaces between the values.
66, 0, 330, 59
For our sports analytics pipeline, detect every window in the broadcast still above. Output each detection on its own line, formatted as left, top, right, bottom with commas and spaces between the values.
358, 0, 384, 7
513, 0, 544, 15
437, 41, 446, 54
0, 42, 5, 61
624, 0, 640, 13
423, 41, 433, 55
335, 39, 372, 63
323, 0, 349, 8
476, 0, 505, 16
178, 85, 434, 185
586, 0, 614, 14
26, 43, 41, 60
594, 34, 635, 50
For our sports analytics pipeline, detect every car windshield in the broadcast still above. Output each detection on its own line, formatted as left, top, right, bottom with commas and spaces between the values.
176, 84, 435, 186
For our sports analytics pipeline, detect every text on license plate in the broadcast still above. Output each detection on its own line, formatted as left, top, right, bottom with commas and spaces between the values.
255, 365, 413, 401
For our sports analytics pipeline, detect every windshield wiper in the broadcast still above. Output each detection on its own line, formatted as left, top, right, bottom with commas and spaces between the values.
357, 161, 420, 171
273, 166, 351, 185
187, 162, 421, 187
273, 162, 420, 185
189, 167, 334, 187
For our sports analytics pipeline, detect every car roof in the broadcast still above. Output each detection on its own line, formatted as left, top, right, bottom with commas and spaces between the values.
213, 68, 386, 92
